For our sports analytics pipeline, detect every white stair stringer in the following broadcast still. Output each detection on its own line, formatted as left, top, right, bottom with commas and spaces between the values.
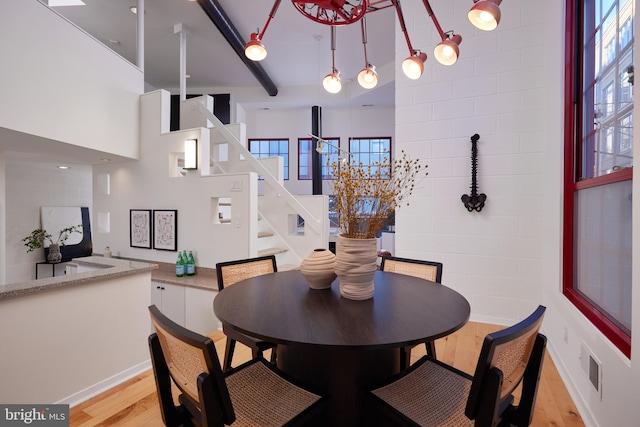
196, 100, 329, 264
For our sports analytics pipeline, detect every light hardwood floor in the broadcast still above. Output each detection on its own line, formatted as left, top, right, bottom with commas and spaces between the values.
70, 321, 585, 426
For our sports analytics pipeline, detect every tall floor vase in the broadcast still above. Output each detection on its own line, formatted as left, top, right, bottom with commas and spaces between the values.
334, 235, 377, 300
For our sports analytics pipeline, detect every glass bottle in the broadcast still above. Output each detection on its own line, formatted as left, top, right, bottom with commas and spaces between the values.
186, 251, 196, 276
175, 251, 185, 277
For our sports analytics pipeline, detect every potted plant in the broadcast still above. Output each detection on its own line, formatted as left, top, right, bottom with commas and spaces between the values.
330, 150, 427, 300
22, 225, 83, 263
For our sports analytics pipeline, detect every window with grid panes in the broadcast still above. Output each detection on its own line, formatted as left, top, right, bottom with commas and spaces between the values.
349, 137, 392, 178
248, 138, 289, 180
298, 138, 340, 180
564, 0, 633, 357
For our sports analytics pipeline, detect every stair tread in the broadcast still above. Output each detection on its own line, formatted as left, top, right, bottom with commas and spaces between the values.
258, 231, 274, 238
258, 247, 287, 257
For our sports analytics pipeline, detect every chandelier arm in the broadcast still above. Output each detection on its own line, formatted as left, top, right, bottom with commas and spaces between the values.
391, 0, 415, 55
361, 17, 370, 66
421, 0, 446, 40
330, 25, 338, 73
258, 0, 283, 39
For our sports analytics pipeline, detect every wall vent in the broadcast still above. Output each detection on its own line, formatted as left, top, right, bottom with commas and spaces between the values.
580, 342, 602, 399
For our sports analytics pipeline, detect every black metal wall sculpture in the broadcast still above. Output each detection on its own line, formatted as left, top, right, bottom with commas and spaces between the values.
461, 134, 487, 212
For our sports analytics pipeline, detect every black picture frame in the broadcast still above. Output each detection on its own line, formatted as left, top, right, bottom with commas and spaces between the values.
153, 210, 178, 251
130, 209, 152, 249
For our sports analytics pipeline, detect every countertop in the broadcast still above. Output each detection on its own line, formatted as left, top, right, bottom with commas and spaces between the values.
0, 256, 156, 301
150, 263, 218, 291
1, 256, 221, 302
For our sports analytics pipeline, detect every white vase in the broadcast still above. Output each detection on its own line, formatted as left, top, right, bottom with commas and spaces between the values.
334, 235, 377, 300
300, 248, 337, 289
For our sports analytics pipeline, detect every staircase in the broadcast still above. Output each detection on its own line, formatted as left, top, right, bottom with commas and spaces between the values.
181, 96, 329, 267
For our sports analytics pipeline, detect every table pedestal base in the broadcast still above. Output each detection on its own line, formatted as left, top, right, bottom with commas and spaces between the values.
277, 344, 400, 426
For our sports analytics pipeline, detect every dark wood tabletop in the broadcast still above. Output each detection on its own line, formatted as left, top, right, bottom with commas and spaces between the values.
213, 269, 470, 349
213, 269, 470, 426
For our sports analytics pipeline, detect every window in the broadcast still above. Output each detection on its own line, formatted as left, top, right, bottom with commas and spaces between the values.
564, 0, 633, 357
248, 139, 289, 180
298, 137, 340, 180
349, 137, 392, 178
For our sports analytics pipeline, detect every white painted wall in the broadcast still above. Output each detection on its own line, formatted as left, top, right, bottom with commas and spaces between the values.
1, 0, 142, 285
91, 91, 390, 269
4, 160, 92, 284
395, 1, 638, 426
0, 0, 142, 159
0, 272, 151, 405
92, 90, 265, 268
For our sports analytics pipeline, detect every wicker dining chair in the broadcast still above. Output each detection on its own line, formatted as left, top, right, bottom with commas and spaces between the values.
216, 255, 278, 372
380, 256, 443, 367
148, 305, 325, 427
368, 305, 547, 427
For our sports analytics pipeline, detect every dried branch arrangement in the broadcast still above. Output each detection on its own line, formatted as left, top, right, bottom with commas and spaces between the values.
330, 150, 427, 239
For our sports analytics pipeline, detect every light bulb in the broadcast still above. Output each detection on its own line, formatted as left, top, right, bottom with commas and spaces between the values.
402, 53, 426, 80
244, 33, 267, 61
357, 66, 378, 89
323, 72, 342, 94
468, 0, 501, 31
434, 35, 461, 66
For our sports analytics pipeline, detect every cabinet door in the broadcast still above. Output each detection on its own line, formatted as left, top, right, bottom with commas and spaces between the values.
185, 287, 220, 336
150, 282, 164, 310
150, 282, 185, 326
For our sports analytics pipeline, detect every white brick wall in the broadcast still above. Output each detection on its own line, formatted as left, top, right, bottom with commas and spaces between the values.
394, 0, 546, 323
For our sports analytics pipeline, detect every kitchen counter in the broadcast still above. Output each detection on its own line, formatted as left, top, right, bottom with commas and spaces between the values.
0, 256, 156, 301
150, 262, 218, 291
0, 255, 153, 404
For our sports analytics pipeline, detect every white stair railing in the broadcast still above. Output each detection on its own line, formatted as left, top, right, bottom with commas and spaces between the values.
198, 101, 323, 235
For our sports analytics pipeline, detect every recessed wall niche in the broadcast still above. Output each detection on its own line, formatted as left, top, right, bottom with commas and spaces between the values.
169, 152, 187, 177
211, 197, 232, 224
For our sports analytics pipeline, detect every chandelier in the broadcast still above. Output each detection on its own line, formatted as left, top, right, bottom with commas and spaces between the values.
244, 0, 504, 93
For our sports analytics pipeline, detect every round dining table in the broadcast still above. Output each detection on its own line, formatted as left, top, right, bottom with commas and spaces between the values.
213, 269, 470, 426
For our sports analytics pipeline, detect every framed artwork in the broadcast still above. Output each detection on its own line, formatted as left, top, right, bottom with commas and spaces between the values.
153, 210, 178, 251
130, 209, 152, 249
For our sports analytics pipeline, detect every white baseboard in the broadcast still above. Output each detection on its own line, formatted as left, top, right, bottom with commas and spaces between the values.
468, 313, 513, 326
57, 359, 152, 408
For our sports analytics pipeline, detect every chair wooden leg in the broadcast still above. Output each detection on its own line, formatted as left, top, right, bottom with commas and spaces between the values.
400, 346, 411, 370
252, 347, 261, 359
425, 340, 437, 359
270, 345, 277, 364
223, 337, 236, 372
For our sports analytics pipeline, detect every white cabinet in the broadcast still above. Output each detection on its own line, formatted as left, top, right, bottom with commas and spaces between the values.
150, 282, 219, 336
185, 287, 220, 336
150, 282, 185, 326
